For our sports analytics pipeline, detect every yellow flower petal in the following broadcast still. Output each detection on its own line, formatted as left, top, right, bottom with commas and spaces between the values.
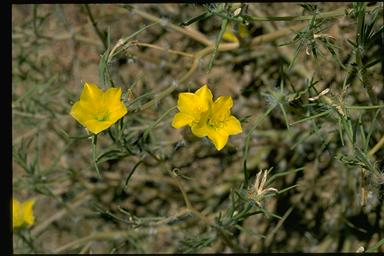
239, 23, 250, 39
191, 123, 210, 138
190, 111, 211, 137
80, 82, 103, 104
207, 129, 229, 151
222, 116, 242, 135
13, 199, 23, 229
107, 102, 128, 123
211, 96, 233, 121
195, 84, 213, 110
223, 31, 239, 43
84, 119, 114, 134
22, 199, 35, 226
177, 93, 199, 114
70, 83, 128, 134
13, 198, 36, 229
172, 84, 241, 151
103, 87, 123, 105
177, 85, 213, 115
213, 96, 233, 112
70, 101, 95, 128
172, 112, 194, 128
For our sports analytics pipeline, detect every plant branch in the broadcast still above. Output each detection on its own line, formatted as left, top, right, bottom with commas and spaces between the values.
166, 165, 246, 253
245, 5, 379, 21
83, 4, 107, 49
368, 134, 384, 156
54, 231, 131, 253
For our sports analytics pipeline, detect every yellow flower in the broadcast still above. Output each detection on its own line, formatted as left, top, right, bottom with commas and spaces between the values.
172, 85, 242, 151
223, 22, 250, 43
172, 84, 213, 128
223, 30, 239, 43
13, 198, 35, 229
70, 82, 128, 134
238, 23, 250, 39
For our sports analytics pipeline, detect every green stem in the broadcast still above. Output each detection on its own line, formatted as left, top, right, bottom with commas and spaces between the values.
83, 4, 107, 50
92, 134, 101, 178
142, 105, 177, 143
366, 238, 384, 252
208, 18, 228, 72
108, 22, 159, 61
124, 158, 144, 188
289, 109, 331, 126
145, 106, 177, 134
138, 82, 179, 112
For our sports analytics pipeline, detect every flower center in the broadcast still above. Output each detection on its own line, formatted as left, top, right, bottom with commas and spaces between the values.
208, 118, 225, 129
207, 111, 226, 130
95, 110, 110, 122
194, 109, 228, 131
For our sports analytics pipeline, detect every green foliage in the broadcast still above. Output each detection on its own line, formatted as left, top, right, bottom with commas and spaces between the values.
12, 2, 383, 254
